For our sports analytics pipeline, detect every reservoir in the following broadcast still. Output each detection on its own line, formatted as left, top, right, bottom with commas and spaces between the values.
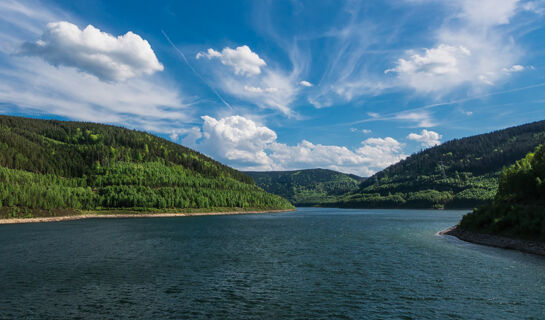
1, 208, 544, 319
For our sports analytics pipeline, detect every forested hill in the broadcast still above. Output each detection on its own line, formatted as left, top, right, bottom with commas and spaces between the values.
459, 143, 545, 241
0, 115, 293, 218
331, 120, 545, 209
245, 169, 365, 206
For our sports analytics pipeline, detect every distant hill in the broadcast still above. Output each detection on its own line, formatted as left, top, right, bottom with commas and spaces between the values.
0, 115, 293, 218
330, 120, 545, 209
245, 169, 366, 206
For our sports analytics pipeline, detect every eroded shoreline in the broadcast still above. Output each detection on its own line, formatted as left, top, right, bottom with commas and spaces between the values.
0, 209, 296, 225
439, 225, 545, 257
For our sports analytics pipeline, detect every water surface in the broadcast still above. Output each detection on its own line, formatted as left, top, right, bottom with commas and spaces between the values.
1, 208, 544, 319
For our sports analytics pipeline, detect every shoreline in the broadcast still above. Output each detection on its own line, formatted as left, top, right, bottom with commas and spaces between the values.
0, 209, 296, 225
439, 225, 545, 257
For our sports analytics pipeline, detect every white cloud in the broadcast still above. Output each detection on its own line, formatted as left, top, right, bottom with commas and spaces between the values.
299, 80, 313, 87
385, 44, 470, 78
182, 115, 407, 176
0, 2, 189, 137
0, 57, 187, 131
502, 64, 525, 73
197, 44, 300, 115
385, 40, 517, 92
387, 0, 523, 94
355, 137, 407, 169
243, 85, 278, 93
301, 11, 396, 109
196, 45, 266, 76
459, 0, 519, 26
523, 1, 545, 15
198, 115, 277, 165
19, 21, 164, 82
395, 111, 435, 127
169, 127, 203, 146
407, 129, 442, 147
351, 128, 372, 134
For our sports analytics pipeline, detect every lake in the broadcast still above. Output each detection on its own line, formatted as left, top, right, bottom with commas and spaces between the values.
1, 208, 544, 319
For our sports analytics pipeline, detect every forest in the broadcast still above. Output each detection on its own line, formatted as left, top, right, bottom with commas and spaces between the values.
0, 116, 293, 218
328, 120, 545, 209
460, 143, 545, 241
245, 169, 365, 206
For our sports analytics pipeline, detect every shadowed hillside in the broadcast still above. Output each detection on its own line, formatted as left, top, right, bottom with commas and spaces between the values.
245, 169, 365, 206
459, 143, 545, 241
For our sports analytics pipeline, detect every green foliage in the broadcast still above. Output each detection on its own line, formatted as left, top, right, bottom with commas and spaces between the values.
460, 144, 545, 240
333, 120, 545, 209
0, 115, 252, 183
245, 169, 365, 206
0, 116, 293, 214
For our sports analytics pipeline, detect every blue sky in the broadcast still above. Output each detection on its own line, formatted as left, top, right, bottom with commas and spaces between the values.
1, 0, 545, 176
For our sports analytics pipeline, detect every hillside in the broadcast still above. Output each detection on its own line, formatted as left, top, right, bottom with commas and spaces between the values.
458, 143, 545, 241
0, 115, 293, 218
330, 120, 545, 209
245, 169, 365, 206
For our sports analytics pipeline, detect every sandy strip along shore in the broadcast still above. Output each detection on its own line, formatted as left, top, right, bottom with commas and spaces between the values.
0, 209, 296, 225
439, 225, 545, 257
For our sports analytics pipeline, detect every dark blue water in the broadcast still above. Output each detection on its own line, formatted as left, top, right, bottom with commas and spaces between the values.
1, 208, 544, 319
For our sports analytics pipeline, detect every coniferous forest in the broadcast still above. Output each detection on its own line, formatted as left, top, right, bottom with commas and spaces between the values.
0, 116, 293, 218
245, 169, 365, 206
328, 120, 545, 209
459, 143, 545, 241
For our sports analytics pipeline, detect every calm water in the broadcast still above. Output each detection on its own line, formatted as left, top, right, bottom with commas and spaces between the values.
1, 208, 544, 319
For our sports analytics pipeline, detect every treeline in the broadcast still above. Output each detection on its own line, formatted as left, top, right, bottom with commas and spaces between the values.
0, 116, 293, 216
332, 173, 497, 209
332, 120, 545, 209
460, 144, 545, 241
245, 169, 365, 206
0, 161, 292, 213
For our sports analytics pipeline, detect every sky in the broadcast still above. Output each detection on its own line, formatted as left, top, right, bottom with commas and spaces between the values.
1, 0, 545, 176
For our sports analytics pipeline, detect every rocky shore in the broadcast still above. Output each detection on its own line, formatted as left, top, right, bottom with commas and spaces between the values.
440, 225, 545, 257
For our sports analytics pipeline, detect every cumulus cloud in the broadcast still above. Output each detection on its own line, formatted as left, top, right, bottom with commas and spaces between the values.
196, 45, 266, 76
299, 80, 313, 87
198, 115, 277, 165
0, 2, 188, 137
407, 129, 442, 147
182, 115, 407, 176
19, 21, 164, 82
